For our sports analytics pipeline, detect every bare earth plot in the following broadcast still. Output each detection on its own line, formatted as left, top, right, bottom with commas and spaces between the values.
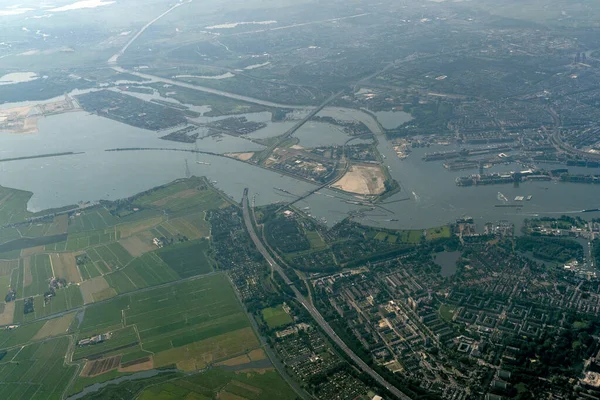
50, 253, 82, 283
153, 327, 259, 371
32, 312, 76, 340
119, 235, 155, 257
333, 164, 386, 195
0, 302, 14, 325
79, 276, 113, 304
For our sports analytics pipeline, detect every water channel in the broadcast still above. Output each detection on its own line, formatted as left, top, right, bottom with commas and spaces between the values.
1, 95, 599, 230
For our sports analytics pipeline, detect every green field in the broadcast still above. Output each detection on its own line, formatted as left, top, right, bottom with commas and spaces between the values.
0, 186, 33, 226
138, 368, 296, 400
68, 208, 120, 233
91, 242, 134, 270
306, 230, 327, 250
23, 254, 53, 298
13, 286, 84, 323
78, 274, 253, 361
158, 240, 213, 278
261, 305, 293, 329
104, 253, 179, 293
0, 336, 76, 400
50, 229, 122, 252
73, 326, 139, 361
0, 321, 46, 348
132, 177, 226, 216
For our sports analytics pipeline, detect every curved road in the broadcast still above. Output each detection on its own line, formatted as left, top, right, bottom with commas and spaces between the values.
241, 189, 411, 400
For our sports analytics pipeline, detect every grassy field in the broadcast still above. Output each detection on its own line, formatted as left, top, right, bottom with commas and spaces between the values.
77, 274, 256, 371
104, 253, 179, 293
68, 208, 120, 234
14, 285, 84, 323
132, 177, 227, 217
0, 186, 33, 226
73, 326, 139, 361
158, 240, 213, 278
22, 254, 53, 298
138, 368, 296, 400
439, 304, 457, 323
32, 313, 76, 340
0, 336, 76, 400
261, 305, 293, 329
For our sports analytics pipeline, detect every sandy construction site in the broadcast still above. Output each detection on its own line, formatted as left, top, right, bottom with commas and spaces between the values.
333, 164, 386, 195
0, 97, 79, 134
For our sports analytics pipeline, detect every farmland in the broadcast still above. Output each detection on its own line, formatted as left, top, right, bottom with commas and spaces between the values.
0, 178, 284, 398
0, 337, 76, 400
138, 368, 296, 400
74, 274, 256, 367
158, 240, 213, 278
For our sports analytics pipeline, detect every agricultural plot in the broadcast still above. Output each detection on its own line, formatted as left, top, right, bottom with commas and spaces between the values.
117, 216, 165, 239
77, 274, 256, 373
13, 286, 83, 323
77, 254, 102, 281
80, 276, 114, 304
64, 230, 120, 252
158, 240, 213, 278
91, 242, 134, 270
261, 305, 293, 329
0, 228, 21, 246
17, 223, 50, 238
68, 208, 120, 233
153, 327, 257, 371
159, 213, 210, 240
133, 177, 226, 216
32, 312, 76, 340
73, 326, 139, 361
44, 215, 68, 236
104, 253, 178, 293
50, 253, 82, 283
138, 369, 296, 400
9, 260, 23, 297
0, 337, 77, 400
23, 255, 53, 298
0, 302, 14, 326
0, 186, 33, 226
119, 234, 155, 257
0, 260, 18, 276
81, 355, 122, 377
0, 320, 46, 348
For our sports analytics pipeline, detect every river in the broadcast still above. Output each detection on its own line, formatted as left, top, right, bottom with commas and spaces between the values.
0, 99, 599, 230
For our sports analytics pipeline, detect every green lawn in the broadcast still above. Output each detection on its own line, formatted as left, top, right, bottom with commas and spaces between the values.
439, 304, 457, 323
261, 305, 293, 329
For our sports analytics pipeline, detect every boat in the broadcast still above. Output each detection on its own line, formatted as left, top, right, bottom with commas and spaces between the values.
497, 192, 508, 202
526, 195, 532, 201
196, 161, 211, 165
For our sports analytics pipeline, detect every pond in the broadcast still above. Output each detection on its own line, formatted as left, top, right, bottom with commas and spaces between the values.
434, 251, 461, 278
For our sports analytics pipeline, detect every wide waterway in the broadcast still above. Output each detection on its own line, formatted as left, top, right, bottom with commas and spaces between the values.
0, 102, 599, 230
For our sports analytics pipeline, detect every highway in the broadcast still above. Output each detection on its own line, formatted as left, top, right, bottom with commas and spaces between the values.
241, 188, 411, 400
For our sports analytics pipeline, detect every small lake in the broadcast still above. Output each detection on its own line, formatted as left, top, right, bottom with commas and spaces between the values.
434, 251, 461, 278
374, 110, 413, 129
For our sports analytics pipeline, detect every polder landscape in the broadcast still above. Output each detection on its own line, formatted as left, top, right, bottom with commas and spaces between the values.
0, 177, 299, 400
6, 0, 600, 399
